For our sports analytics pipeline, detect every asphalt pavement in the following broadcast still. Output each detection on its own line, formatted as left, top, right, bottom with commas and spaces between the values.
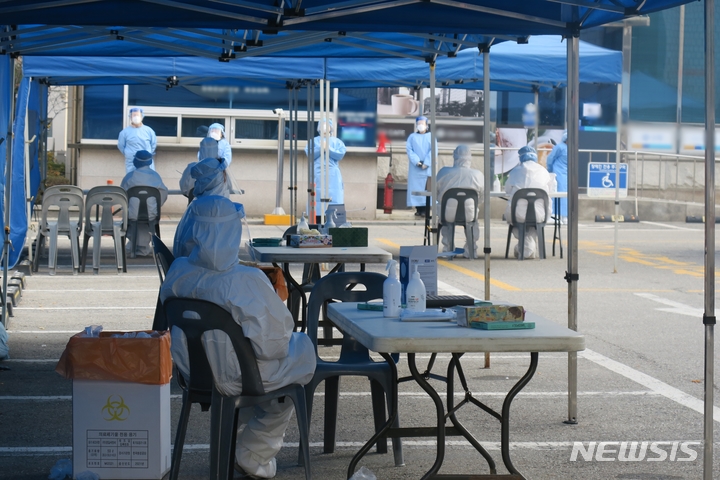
1, 216, 719, 479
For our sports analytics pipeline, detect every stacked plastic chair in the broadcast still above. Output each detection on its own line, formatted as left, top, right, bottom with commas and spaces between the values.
81, 186, 128, 274
33, 185, 85, 275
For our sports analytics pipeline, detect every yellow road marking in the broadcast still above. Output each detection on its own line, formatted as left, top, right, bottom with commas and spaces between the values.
376, 238, 520, 291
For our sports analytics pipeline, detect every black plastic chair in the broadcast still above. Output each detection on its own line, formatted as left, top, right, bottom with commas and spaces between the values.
151, 235, 175, 331
439, 188, 480, 259
164, 297, 311, 480
125, 185, 162, 259
504, 188, 549, 260
304, 272, 404, 465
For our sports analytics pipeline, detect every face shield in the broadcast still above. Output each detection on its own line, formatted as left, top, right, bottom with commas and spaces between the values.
416, 118, 428, 133
317, 119, 334, 135
129, 108, 144, 126
208, 123, 225, 141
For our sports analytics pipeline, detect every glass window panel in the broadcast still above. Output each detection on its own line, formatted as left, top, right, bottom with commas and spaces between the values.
82, 86, 123, 139
143, 116, 177, 137
181, 118, 227, 138
629, 10, 680, 122
235, 119, 310, 141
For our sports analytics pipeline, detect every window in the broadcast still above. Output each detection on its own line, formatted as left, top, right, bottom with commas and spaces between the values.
82, 86, 123, 140
181, 117, 227, 138
143, 116, 178, 137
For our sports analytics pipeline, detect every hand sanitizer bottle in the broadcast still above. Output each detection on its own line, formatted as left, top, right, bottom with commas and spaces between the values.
298, 212, 309, 232
383, 260, 402, 318
405, 264, 426, 312
493, 175, 501, 193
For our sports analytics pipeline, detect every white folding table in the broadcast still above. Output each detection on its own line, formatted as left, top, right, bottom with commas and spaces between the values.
327, 302, 585, 480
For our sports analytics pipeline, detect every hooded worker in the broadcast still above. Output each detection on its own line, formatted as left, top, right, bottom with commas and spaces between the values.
118, 107, 157, 173
406, 116, 437, 216
160, 195, 315, 479
504, 146, 552, 259
436, 145, 484, 258
174, 157, 244, 258
546, 130, 568, 223
198, 123, 232, 170
120, 150, 168, 257
304, 118, 347, 213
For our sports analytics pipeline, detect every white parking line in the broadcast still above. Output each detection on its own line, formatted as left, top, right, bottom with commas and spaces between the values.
581, 349, 720, 423
640, 221, 698, 231
634, 292, 707, 317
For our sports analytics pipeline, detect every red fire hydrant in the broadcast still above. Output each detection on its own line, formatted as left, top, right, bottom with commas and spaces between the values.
383, 172, 394, 214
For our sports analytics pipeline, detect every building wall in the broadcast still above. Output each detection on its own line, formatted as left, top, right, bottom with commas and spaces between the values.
76, 144, 378, 218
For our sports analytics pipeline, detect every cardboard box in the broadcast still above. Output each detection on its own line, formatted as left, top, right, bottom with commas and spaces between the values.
399, 245, 438, 304
289, 234, 333, 248
456, 304, 525, 328
329, 227, 368, 247
73, 380, 171, 479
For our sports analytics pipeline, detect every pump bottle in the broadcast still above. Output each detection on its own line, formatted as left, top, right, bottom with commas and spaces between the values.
383, 260, 402, 318
405, 264, 426, 312
493, 175, 501, 193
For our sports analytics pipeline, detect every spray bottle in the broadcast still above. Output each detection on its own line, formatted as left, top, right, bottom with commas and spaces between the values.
405, 264, 426, 312
383, 260, 401, 318
298, 212, 309, 232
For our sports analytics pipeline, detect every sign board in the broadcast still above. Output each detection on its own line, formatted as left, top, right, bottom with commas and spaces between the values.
587, 162, 628, 198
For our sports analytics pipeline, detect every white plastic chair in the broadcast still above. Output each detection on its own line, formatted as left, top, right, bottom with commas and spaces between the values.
32, 187, 84, 275
81, 186, 128, 274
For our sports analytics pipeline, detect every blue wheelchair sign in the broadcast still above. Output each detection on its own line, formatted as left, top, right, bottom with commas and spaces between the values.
587, 162, 628, 198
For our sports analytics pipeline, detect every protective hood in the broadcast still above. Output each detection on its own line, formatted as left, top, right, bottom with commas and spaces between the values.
133, 149, 153, 169
192, 157, 226, 196
198, 137, 220, 162
317, 118, 333, 134
186, 196, 244, 272
518, 145, 538, 163
452, 145, 472, 168
561, 131, 568, 143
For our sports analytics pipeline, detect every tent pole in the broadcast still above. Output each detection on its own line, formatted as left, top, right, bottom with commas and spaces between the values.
703, 0, 716, 475
613, 82, 622, 273
288, 88, 294, 225
566, 34, 580, 425
293, 86, 299, 223
482, 48, 491, 300
24, 81, 31, 264
533, 88, 539, 149
2, 56, 16, 327
307, 82, 314, 220
273, 108, 285, 215
429, 62, 437, 246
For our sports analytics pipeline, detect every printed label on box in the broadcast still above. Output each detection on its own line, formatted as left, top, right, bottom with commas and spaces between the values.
88, 431, 149, 469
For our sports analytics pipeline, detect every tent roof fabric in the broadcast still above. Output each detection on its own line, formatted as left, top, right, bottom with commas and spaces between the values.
0, 1, 693, 35
23, 36, 621, 91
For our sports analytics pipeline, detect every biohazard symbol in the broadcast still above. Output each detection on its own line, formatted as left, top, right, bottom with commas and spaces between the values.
102, 395, 130, 421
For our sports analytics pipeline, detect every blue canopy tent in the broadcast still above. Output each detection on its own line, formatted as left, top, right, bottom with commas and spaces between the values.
5, 0, 714, 477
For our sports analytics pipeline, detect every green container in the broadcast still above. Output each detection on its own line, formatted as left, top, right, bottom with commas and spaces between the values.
329, 227, 368, 247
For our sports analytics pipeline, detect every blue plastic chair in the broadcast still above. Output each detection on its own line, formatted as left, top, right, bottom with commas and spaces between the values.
305, 271, 404, 465
164, 298, 311, 480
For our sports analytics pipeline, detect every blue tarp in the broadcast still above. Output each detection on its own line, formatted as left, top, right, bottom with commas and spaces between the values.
0, 56, 10, 267
6, 77, 32, 269
24, 36, 621, 91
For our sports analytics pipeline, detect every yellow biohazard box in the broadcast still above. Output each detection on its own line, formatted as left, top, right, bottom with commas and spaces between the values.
71, 380, 171, 479
56, 331, 172, 479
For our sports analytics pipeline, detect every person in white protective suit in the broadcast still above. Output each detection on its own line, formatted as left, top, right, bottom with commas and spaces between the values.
546, 130, 568, 224
406, 116, 437, 216
199, 123, 233, 169
304, 118, 347, 213
118, 107, 157, 173
436, 145, 484, 258
120, 150, 168, 257
174, 157, 244, 258
504, 146, 552, 259
180, 125, 239, 201
160, 196, 316, 479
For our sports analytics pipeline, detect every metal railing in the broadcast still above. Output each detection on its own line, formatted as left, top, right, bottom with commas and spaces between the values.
493, 146, 714, 206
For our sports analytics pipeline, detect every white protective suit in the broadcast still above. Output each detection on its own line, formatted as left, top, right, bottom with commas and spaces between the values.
504, 148, 552, 259
197, 123, 233, 170
406, 117, 437, 208
304, 119, 347, 212
174, 158, 245, 258
120, 158, 168, 256
436, 145, 484, 257
160, 196, 316, 478
117, 108, 157, 173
